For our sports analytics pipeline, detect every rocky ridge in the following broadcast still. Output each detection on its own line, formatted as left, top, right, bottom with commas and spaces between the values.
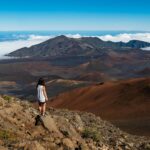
0, 95, 150, 150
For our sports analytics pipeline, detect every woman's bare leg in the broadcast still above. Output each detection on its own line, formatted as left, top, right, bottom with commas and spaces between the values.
41, 103, 46, 115
39, 105, 42, 114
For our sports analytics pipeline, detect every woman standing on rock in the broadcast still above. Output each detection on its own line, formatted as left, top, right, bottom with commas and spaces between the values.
36, 78, 48, 116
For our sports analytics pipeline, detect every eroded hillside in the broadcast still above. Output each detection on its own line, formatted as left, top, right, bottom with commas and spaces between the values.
0, 95, 150, 150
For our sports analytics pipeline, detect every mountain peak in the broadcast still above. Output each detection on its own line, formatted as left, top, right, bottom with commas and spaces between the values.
54, 35, 68, 40
6, 35, 150, 58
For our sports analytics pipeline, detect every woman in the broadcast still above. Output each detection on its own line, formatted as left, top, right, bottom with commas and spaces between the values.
36, 78, 48, 116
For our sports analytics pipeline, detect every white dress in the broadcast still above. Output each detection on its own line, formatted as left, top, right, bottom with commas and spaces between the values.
37, 85, 45, 102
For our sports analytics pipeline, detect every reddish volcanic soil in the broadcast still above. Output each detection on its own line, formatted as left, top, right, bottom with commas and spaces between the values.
75, 72, 109, 82
48, 77, 150, 136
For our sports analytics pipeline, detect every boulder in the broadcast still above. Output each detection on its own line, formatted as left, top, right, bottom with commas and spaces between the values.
38, 115, 63, 138
57, 117, 80, 139
62, 138, 75, 150
25, 141, 45, 150
0, 146, 8, 150
73, 114, 84, 132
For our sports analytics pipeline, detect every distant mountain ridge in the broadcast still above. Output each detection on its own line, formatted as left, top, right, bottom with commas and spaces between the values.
7, 35, 150, 57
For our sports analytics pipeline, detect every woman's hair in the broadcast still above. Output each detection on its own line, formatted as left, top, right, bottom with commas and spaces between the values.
36, 78, 45, 88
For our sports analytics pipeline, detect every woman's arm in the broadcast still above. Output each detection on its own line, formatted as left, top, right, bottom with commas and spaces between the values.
43, 86, 48, 101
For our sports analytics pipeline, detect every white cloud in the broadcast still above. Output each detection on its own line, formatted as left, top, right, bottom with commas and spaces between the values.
142, 47, 150, 50
0, 35, 52, 57
65, 34, 81, 38
66, 33, 150, 43
28, 34, 53, 41
98, 33, 150, 42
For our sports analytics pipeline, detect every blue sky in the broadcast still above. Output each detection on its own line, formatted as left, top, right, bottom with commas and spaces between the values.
0, 0, 150, 31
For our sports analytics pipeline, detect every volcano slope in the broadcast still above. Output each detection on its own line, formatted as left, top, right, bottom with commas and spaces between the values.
0, 95, 150, 150
49, 77, 150, 136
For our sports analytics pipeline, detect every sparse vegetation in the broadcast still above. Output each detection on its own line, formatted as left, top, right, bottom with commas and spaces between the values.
0, 130, 17, 142
0, 130, 10, 140
2, 95, 12, 102
82, 127, 101, 142
0, 95, 150, 150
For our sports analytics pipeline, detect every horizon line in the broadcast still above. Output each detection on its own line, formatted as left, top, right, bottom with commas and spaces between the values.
0, 30, 150, 32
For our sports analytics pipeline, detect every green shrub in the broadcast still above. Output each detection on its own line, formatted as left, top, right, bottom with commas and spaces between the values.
0, 130, 10, 140
82, 127, 101, 142
0, 130, 17, 142
2, 95, 12, 103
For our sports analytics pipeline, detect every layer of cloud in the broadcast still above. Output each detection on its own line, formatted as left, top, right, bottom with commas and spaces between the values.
0, 35, 51, 57
66, 33, 150, 43
142, 47, 150, 50
98, 33, 150, 42
66, 34, 81, 38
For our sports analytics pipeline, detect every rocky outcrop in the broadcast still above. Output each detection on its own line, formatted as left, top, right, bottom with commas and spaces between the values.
0, 95, 150, 150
